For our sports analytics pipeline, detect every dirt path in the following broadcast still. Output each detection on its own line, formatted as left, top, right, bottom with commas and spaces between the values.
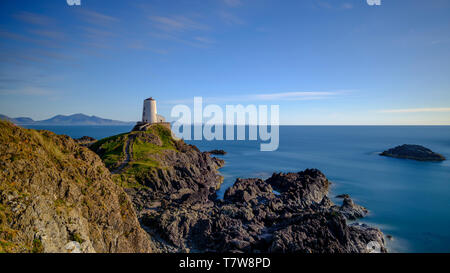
112, 136, 133, 174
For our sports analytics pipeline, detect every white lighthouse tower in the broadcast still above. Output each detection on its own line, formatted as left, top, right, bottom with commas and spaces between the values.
133, 97, 170, 132
142, 97, 157, 123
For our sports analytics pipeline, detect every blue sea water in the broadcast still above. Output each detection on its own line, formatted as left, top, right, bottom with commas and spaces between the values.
22, 125, 450, 253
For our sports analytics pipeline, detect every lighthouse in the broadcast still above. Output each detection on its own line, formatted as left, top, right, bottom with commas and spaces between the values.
142, 97, 157, 123
133, 97, 169, 132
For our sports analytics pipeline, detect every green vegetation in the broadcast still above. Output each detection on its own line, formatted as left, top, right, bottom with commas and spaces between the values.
148, 124, 177, 149
90, 124, 178, 183
32, 238, 43, 253
129, 124, 177, 173
70, 233, 84, 244
0, 203, 20, 253
112, 173, 147, 189
90, 133, 128, 168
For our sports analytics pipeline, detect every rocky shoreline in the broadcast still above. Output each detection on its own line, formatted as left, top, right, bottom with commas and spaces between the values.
94, 125, 386, 253
89, 127, 386, 253
128, 168, 385, 253
0, 121, 387, 253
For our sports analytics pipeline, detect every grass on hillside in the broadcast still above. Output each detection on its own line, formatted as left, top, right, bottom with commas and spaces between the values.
90, 133, 128, 169
91, 124, 178, 186
130, 124, 177, 171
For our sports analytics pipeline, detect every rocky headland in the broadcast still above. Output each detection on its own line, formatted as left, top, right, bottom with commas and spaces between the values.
0, 121, 386, 253
91, 124, 386, 253
380, 144, 445, 162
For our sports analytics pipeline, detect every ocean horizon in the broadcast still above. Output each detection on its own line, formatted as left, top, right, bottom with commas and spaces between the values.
23, 124, 450, 253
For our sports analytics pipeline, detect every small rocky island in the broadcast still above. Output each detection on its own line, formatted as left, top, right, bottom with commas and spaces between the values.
380, 144, 445, 162
207, 149, 227, 155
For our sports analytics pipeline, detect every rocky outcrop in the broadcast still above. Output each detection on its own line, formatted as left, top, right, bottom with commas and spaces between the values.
87, 123, 386, 253
207, 149, 227, 155
128, 145, 224, 199
0, 121, 153, 253
128, 168, 386, 253
74, 136, 96, 147
0, 120, 386, 254
380, 144, 445, 162
333, 197, 368, 220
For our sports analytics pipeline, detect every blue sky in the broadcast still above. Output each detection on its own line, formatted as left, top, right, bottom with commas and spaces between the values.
0, 0, 449, 125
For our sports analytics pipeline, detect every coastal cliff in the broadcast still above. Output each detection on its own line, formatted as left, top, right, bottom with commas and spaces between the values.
0, 121, 153, 253
91, 124, 386, 253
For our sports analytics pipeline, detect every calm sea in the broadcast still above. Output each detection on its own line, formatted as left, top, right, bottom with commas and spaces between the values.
23, 125, 450, 253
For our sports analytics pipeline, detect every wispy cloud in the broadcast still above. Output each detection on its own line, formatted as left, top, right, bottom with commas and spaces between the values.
13, 11, 53, 26
316, 1, 333, 9
78, 9, 119, 25
80, 26, 116, 39
149, 15, 209, 32
127, 40, 169, 54
0, 29, 61, 48
253, 91, 341, 100
28, 29, 66, 40
316, 1, 353, 10
147, 15, 214, 48
166, 91, 347, 104
0, 86, 55, 96
223, 0, 242, 7
342, 3, 353, 9
219, 11, 244, 25
379, 108, 450, 113
194, 36, 215, 44
148, 31, 214, 48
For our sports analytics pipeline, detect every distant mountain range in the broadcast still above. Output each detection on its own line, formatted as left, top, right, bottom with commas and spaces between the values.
0, 113, 135, 126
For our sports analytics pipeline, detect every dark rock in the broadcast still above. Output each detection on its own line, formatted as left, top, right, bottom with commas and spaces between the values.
266, 169, 330, 208
333, 197, 368, 220
380, 144, 445, 162
74, 136, 97, 147
207, 149, 227, 155
75, 136, 96, 142
130, 167, 385, 253
224, 178, 274, 203
87, 122, 386, 254
336, 194, 350, 199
